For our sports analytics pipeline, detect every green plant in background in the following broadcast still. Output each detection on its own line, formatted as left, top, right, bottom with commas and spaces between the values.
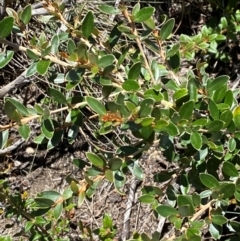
0, 0, 240, 240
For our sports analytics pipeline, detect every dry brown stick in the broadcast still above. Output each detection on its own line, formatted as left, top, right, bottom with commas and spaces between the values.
122, 178, 140, 241
0, 69, 28, 98
0, 138, 25, 155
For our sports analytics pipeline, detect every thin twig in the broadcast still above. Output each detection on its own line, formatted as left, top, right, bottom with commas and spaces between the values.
0, 69, 28, 98
122, 178, 140, 241
0, 138, 25, 155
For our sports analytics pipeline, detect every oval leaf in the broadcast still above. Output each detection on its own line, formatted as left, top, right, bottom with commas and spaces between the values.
208, 75, 229, 92
133, 7, 155, 23
209, 99, 219, 120
0, 51, 14, 68
179, 100, 194, 120
36, 60, 51, 75
233, 106, 240, 129
128, 62, 141, 81
122, 80, 140, 92
0, 17, 14, 38
82, 11, 94, 39
199, 173, 219, 189
222, 161, 238, 177
48, 88, 68, 104
97, 55, 115, 68
86, 152, 106, 168
86, 96, 106, 116
21, 5, 32, 25
190, 131, 202, 150
98, 5, 120, 14
160, 18, 175, 40
156, 205, 178, 217
19, 124, 30, 140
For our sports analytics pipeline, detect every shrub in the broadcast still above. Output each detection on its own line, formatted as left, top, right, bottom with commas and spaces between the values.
0, 1, 240, 240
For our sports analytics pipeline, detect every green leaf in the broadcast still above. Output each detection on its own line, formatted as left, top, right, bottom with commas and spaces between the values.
178, 205, 193, 217
103, 214, 113, 229
177, 195, 195, 215
220, 110, 233, 128
219, 183, 235, 198
33, 134, 47, 144
5, 97, 29, 116
65, 68, 85, 83
199, 173, 219, 189
86, 96, 106, 116
168, 53, 180, 70
233, 106, 240, 129
86, 152, 106, 168
47, 129, 63, 150
144, 89, 163, 102
212, 215, 228, 225
160, 18, 175, 40
209, 223, 221, 240
71, 109, 83, 127
208, 75, 229, 92
98, 4, 120, 14
48, 88, 68, 104
209, 99, 219, 120
167, 43, 180, 58
21, 5, 32, 25
70, 181, 79, 194
37, 190, 61, 202
161, 122, 179, 136
54, 203, 63, 220
154, 173, 171, 182
139, 98, 154, 117
82, 11, 94, 38
139, 194, 156, 203
109, 157, 123, 171
50, 34, 59, 54
132, 162, 144, 180
0, 17, 14, 38
132, 3, 140, 16
0, 130, 9, 149
97, 54, 115, 68
179, 100, 194, 120
222, 161, 238, 177
192, 193, 201, 207
206, 120, 224, 133
156, 205, 178, 217
114, 171, 125, 194
224, 90, 234, 107
141, 117, 155, 126
18, 124, 30, 140
41, 119, 54, 139
67, 39, 76, 55
173, 88, 188, 100
133, 7, 155, 23
228, 137, 236, 152
192, 118, 208, 127
0, 50, 14, 69
122, 80, 140, 92
190, 131, 202, 150
26, 49, 39, 61
36, 60, 51, 75
128, 62, 141, 81
26, 62, 37, 77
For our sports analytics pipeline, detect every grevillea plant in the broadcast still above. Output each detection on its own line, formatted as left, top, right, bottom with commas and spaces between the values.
0, 1, 240, 240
